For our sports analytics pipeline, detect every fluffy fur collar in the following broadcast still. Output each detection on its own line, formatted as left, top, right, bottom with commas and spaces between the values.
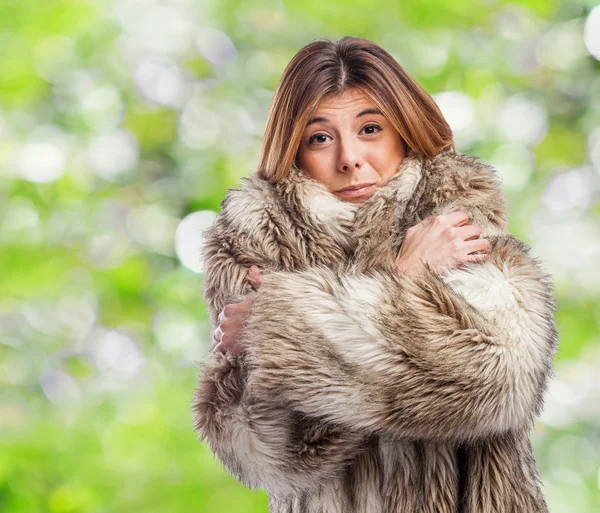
219, 146, 508, 276
273, 146, 426, 240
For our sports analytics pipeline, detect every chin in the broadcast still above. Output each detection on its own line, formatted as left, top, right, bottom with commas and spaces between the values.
342, 197, 367, 206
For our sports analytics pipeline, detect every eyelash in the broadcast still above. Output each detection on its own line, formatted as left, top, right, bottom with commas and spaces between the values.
307, 124, 382, 146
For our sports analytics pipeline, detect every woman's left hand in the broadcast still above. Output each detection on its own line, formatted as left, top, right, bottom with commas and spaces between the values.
211, 266, 263, 355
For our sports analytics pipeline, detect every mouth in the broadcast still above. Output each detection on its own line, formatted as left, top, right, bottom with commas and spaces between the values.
336, 183, 376, 197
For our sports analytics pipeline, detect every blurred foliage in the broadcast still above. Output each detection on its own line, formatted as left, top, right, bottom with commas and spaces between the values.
0, 0, 599, 512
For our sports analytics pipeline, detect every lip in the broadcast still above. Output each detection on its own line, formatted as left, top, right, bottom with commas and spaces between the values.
336, 183, 376, 197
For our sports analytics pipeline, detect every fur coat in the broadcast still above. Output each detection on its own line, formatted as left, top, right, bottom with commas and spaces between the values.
192, 147, 558, 513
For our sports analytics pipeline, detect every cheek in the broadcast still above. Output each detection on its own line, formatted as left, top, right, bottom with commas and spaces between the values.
368, 136, 404, 169
298, 151, 334, 180
377, 134, 403, 159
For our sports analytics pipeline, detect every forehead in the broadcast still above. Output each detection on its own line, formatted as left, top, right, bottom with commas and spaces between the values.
305, 90, 384, 128
315, 89, 375, 112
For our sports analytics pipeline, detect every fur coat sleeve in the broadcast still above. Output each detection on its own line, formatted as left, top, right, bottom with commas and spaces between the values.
243, 234, 557, 443
193, 208, 369, 496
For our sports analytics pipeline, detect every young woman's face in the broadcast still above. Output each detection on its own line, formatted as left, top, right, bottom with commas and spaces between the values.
295, 89, 407, 206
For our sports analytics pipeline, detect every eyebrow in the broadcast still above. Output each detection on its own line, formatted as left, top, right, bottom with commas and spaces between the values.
305, 108, 384, 128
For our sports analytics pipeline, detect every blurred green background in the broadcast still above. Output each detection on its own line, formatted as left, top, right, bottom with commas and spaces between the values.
1, 0, 599, 511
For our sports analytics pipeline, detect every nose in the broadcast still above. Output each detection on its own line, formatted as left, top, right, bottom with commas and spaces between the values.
337, 134, 362, 173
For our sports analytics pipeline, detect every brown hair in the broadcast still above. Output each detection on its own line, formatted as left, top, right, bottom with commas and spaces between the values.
256, 36, 455, 183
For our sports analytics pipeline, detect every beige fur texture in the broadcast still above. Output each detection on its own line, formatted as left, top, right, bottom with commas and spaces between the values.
192, 147, 558, 512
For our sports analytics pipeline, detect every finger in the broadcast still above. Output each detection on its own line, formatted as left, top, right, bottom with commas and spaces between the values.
213, 342, 225, 353
248, 265, 263, 289
462, 253, 489, 264
463, 238, 490, 254
213, 325, 223, 343
218, 309, 226, 323
444, 210, 472, 227
455, 224, 482, 241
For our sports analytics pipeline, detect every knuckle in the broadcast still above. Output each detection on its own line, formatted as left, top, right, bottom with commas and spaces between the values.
451, 240, 462, 252
441, 226, 456, 240
429, 215, 442, 227
445, 234, 459, 249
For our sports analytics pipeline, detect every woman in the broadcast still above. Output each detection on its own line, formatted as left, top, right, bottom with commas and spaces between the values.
193, 36, 558, 513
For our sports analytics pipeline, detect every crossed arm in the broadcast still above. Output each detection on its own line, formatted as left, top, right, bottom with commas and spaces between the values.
194, 195, 559, 494
241, 233, 558, 444
193, 220, 369, 495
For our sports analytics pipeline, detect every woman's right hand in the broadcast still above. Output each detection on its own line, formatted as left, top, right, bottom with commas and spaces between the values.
211, 265, 263, 356
394, 210, 491, 278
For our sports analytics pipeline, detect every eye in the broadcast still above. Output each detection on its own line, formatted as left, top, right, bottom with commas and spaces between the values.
307, 124, 383, 146
308, 133, 330, 145
363, 124, 382, 136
